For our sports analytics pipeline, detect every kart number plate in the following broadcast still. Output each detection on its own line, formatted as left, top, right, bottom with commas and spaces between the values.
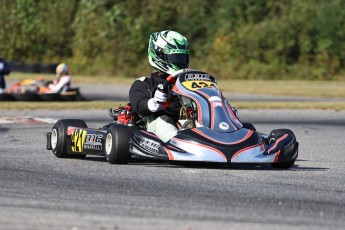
182, 81, 218, 91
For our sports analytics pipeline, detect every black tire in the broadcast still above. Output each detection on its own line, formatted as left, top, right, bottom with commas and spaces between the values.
242, 122, 256, 131
268, 129, 296, 169
105, 124, 130, 164
267, 129, 295, 144
51, 119, 88, 158
0, 93, 16, 101
271, 161, 295, 169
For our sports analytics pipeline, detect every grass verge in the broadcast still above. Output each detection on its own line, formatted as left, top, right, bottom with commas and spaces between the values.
8, 72, 134, 85
8, 72, 345, 98
1, 101, 344, 110
218, 80, 345, 98
232, 101, 345, 111
0, 101, 127, 110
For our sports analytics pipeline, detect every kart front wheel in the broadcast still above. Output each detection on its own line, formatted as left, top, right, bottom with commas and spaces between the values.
242, 122, 256, 131
271, 160, 295, 169
268, 129, 297, 169
105, 124, 130, 164
51, 119, 87, 158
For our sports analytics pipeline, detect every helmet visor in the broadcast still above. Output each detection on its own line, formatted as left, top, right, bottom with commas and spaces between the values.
166, 53, 189, 69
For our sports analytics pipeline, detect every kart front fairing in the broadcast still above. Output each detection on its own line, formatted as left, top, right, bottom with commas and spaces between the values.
171, 71, 243, 132
141, 71, 255, 163
130, 70, 296, 164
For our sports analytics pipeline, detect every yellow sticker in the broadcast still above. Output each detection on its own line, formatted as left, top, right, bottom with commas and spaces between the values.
182, 80, 218, 91
71, 129, 87, 152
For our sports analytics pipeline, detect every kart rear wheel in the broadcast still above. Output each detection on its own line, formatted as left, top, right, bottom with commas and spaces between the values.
268, 129, 296, 169
105, 124, 130, 164
51, 119, 88, 158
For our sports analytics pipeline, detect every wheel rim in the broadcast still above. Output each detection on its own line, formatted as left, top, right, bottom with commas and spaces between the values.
105, 133, 112, 156
51, 129, 58, 150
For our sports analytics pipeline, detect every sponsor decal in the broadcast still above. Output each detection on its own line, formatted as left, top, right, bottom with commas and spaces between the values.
140, 138, 160, 153
219, 122, 229, 130
67, 126, 77, 135
184, 73, 211, 81
166, 49, 188, 54
84, 134, 103, 151
71, 129, 87, 152
208, 96, 222, 107
71, 130, 104, 152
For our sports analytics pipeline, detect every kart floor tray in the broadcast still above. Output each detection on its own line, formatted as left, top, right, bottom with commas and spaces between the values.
0, 93, 16, 101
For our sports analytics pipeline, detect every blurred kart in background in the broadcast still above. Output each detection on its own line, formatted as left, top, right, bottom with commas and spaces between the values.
0, 77, 84, 101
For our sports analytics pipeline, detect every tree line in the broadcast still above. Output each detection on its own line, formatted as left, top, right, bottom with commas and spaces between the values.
1, 0, 344, 80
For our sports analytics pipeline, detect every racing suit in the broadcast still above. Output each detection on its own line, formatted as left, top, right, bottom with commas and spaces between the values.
129, 71, 181, 142
0, 58, 10, 93
48, 75, 71, 92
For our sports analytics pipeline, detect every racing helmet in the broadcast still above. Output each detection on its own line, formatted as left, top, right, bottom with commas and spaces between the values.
148, 30, 189, 75
56, 63, 69, 76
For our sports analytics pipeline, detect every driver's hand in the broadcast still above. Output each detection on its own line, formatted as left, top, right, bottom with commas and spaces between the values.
148, 98, 162, 112
153, 88, 167, 103
147, 86, 167, 112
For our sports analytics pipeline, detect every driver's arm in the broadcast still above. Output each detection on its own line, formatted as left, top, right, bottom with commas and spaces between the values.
129, 80, 152, 116
48, 75, 70, 92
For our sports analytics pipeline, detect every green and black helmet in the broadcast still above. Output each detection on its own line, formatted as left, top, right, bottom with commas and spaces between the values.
148, 30, 189, 75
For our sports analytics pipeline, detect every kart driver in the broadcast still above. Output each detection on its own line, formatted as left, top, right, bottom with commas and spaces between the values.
129, 30, 189, 142
46, 63, 71, 92
0, 57, 10, 94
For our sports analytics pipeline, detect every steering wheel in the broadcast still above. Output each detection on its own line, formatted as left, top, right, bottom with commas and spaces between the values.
164, 68, 197, 87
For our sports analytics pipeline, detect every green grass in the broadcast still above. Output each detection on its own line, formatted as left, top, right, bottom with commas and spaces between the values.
3, 72, 344, 110
9, 72, 345, 98
0, 101, 127, 110
8, 72, 134, 85
232, 101, 345, 111
1, 100, 344, 110
218, 80, 345, 98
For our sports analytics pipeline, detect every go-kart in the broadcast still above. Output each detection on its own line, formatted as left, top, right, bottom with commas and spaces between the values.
2, 78, 84, 101
46, 69, 298, 169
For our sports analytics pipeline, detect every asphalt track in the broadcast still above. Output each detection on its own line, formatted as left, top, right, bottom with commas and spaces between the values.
0, 109, 344, 230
